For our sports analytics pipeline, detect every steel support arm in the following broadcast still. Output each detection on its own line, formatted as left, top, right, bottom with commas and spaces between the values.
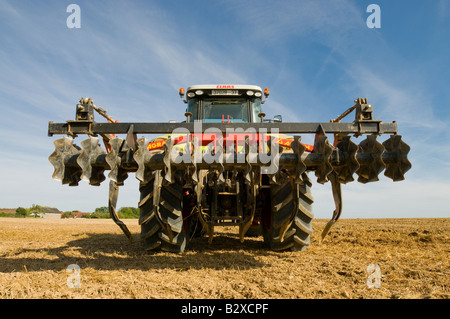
48, 121, 398, 136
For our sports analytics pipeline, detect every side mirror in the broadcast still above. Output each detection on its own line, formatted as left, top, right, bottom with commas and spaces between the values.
185, 112, 193, 122
273, 115, 282, 123
257, 112, 266, 123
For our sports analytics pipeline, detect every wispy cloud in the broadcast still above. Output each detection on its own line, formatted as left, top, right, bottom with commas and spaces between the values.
343, 63, 445, 129
230, 0, 363, 43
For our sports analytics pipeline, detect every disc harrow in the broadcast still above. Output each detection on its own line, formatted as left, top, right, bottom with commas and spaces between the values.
77, 136, 107, 186
105, 137, 129, 186
133, 136, 154, 184
356, 134, 386, 183
382, 135, 412, 181
312, 135, 334, 184
48, 93, 411, 252
49, 133, 411, 192
48, 136, 82, 186
333, 135, 359, 184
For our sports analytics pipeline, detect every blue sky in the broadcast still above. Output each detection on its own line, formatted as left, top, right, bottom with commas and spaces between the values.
0, 0, 449, 219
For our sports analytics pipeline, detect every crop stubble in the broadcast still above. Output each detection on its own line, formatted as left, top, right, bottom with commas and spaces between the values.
0, 217, 448, 299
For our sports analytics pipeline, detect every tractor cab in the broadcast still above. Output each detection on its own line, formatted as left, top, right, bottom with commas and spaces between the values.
179, 85, 271, 123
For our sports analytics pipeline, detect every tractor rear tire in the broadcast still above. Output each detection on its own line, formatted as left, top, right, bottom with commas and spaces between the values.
262, 171, 314, 251
138, 170, 189, 252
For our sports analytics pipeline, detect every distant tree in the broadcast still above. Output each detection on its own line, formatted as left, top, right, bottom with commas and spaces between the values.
15, 207, 28, 218
29, 204, 45, 217
94, 207, 108, 214
62, 211, 75, 219
79, 206, 139, 219
118, 207, 140, 219
90, 209, 109, 218
0, 211, 14, 217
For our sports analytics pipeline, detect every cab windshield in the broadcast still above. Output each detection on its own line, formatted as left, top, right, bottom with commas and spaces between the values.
202, 98, 248, 123
186, 97, 262, 123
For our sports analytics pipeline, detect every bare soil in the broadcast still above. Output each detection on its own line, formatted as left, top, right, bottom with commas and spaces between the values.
0, 217, 448, 299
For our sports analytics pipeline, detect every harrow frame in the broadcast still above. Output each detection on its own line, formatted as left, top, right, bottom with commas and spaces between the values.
48, 97, 411, 250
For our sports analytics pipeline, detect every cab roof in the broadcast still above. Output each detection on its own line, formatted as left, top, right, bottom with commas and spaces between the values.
186, 84, 262, 92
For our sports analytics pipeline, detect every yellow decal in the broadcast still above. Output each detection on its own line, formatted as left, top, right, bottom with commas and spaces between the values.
147, 140, 165, 150
277, 138, 292, 148
146, 135, 314, 152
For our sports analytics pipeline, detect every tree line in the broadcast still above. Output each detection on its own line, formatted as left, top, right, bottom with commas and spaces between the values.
0, 205, 140, 219
66, 206, 140, 219
0, 204, 46, 218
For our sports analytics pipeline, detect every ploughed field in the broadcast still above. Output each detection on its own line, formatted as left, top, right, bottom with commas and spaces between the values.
0, 217, 448, 299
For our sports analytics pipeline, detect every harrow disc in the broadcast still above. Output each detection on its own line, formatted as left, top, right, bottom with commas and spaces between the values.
334, 136, 359, 184
243, 136, 254, 184
382, 135, 412, 181
48, 137, 82, 186
134, 137, 153, 184
312, 135, 333, 184
105, 137, 129, 185
190, 135, 201, 184
266, 136, 282, 184
77, 136, 107, 186
290, 135, 306, 184
163, 138, 174, 184
356, 135, 385, 183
